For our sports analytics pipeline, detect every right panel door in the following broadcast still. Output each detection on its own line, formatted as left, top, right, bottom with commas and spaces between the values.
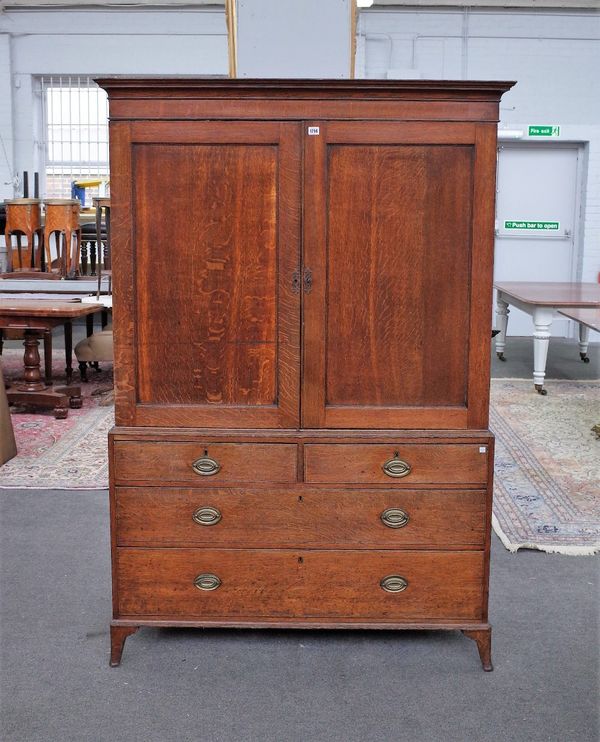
302, 121, 496, 429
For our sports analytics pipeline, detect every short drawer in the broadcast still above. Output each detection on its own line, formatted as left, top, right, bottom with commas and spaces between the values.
115, 548, 484, 621
115, 487, 486, 548
112, 442, 298, 485
304, 443, 489, 486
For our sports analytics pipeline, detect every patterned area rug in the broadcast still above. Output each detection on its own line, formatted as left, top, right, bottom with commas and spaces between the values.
0, 349, 114, 489
2, 354, 599, 554
491, 378, 600, 555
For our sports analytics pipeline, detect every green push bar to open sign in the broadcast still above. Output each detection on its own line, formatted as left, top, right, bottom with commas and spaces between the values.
504, 221, 560, 231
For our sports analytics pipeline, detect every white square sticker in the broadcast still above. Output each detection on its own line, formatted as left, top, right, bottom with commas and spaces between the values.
308, 126, 320, 136
479, 446, 487, 454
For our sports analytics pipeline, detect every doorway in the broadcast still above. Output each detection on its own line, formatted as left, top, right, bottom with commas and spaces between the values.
494, 143, 582, 337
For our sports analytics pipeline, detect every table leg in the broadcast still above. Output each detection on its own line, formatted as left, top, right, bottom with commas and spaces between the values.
6, 330, 72, 419
86, 313, 94, 338
532, 307, 554, 395
64, 320, 73, 384
578, 323, 590, 363
43, 330, 52, 385
495, 295, 510, 361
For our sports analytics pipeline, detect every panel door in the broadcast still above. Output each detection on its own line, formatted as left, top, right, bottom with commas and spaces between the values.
302, 121, 497, 429
494, 143, 580, 337
110, 121, 301, 428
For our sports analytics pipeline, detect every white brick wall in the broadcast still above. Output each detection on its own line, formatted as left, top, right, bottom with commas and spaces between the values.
357, 6, 600, 284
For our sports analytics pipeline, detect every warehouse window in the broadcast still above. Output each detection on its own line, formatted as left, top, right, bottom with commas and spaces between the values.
40, 76, 109, 201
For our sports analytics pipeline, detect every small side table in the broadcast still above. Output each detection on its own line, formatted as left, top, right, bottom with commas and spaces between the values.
0, 300, 104, 418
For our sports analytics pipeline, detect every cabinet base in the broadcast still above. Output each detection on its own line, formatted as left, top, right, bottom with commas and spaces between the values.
109, 620, 493, 671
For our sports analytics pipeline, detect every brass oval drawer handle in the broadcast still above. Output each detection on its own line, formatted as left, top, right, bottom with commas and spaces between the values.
380, 508, 409, 529
380, 575, 408, 593
192, 456, 221, 476
382, 454, 411, 478
194, 573, 221, 591
192, 506, 222, 526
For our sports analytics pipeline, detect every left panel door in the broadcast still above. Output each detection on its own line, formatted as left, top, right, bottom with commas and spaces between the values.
110, 121, 302, 428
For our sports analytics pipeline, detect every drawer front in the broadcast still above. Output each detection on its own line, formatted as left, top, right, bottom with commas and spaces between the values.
116, 548, 484, 620
113, 442, 298, 485
115, 487, 486, 548
304, 443, 489, 485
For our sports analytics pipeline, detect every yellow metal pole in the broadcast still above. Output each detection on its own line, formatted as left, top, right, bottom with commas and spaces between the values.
225, 0, 238, 78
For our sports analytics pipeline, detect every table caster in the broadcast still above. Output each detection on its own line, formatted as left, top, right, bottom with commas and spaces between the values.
53, 404, 69, 419
535, 384, 548, 396
580, 353, 590, 363
69, 394, 83, 409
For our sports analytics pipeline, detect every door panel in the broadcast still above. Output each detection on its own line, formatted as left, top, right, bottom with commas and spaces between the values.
494, 144, 580, 337
303, 121, 495, 429
117, 122, 301, 428
326, 144, 472, 407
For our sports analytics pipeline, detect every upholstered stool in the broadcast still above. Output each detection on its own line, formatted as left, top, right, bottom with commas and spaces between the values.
43, 199, 82, 278
74, 327, 113, 381
2, 198, 49, 276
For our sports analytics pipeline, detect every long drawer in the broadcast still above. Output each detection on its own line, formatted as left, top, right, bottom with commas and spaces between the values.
115, 487, 486, 548
115, 548, 484, 620
304, 443, 489, 485
113, 441, 298, 485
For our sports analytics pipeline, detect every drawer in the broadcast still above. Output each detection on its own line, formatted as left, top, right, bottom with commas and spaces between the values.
115, 487, 486, 548
304, 443, 489, 485
116, 548, 484, 620
112, 442, 298, 485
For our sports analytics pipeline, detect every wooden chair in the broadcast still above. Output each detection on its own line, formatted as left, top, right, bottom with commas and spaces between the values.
43, 199, 82, 278
94, 197, 111, 295
2, 198, 56, 278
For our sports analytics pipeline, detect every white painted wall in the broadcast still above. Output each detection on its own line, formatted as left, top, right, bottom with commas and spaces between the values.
237, 0, 351, 78
356, 5, 600, 290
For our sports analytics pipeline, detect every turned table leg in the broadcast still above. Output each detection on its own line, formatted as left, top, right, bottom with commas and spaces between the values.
495, 295, 509, 361
462, 628, 493, 671
64, 320, 73, 384
43, 331, 52, 385
110, 625, 139, 667
578, 323, 590, 363
532, 306, 553, 395
7, 331, 71, 419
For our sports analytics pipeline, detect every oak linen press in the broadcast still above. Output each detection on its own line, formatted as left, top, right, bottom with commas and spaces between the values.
99, 78, 514, 669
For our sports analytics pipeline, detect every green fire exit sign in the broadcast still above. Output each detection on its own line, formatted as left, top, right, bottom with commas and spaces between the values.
504, 220, 560, 231
528, 125, 560, 137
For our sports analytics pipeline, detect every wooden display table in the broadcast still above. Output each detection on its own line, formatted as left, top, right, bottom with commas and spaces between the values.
494, 281, 600, 394
0, 300, 103, 418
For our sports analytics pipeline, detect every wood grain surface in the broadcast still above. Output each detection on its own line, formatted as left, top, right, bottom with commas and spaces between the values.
303, 443, 489, 485
115, 487, 486, 549
113, 441, 298, 485
116, 548, 484, 620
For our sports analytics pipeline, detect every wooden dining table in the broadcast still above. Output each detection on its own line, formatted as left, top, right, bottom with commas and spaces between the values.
494, 281, 600, 395
0, 299, 104, 418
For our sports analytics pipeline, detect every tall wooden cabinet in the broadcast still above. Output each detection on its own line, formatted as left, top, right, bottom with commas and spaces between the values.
99, 78, 513, 669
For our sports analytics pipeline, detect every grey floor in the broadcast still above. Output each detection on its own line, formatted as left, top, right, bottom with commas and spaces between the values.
0, 336, 598, 742
0, 489, 598, 742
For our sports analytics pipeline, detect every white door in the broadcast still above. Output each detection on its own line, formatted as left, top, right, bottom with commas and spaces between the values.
494, 143, 581, 337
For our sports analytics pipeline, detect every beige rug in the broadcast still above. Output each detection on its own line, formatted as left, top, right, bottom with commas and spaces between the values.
490, 379, 600, 555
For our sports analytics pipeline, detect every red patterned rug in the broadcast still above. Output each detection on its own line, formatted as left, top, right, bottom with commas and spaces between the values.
0, 349, 114, 489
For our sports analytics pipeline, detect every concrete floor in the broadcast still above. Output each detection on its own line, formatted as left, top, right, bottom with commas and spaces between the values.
0, 333, 598, 741
0, 488, 598, 742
